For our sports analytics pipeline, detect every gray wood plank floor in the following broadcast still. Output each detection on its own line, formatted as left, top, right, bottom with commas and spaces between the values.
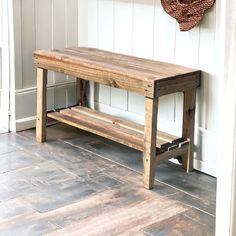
0, 123, 216, 235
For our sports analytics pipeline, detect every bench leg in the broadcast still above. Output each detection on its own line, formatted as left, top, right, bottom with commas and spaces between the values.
36, 68, 47, 143
143, 97, 158, 189
181, 88, 196, 172
76, 78, 86, 106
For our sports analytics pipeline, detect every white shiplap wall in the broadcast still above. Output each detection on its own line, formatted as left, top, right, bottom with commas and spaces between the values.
12, 0, 218, 175
82, 0, 218, 176
12, 0, 80, 130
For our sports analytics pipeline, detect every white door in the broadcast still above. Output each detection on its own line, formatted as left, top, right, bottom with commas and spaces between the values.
0, 0, 11, 132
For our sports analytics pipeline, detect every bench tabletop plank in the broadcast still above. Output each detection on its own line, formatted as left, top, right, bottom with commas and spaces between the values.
34, 47, 200, 97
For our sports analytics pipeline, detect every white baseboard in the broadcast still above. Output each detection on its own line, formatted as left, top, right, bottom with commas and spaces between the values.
13, 116, 36, 132
12, 81, 77, 130
0, 107, 9, 132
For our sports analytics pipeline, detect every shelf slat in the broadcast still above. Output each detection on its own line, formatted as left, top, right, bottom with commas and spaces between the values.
47, 106, 187, 157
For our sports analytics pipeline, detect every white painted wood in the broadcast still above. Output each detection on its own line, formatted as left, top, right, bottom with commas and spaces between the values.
153, 0, 176, 63
86, 0, 97, 109
52, 0, 67, 84
10, 0, 82, 131
111, 0, 133, 111
96, 0, 114, 106
114, 0, 133, 55
0, 0, 12, 132
21, 0, 36, 88
132, 0, 155, 58
215, 0, 236, 234
35, 0, 52, 50
12, 0, 23, 90
66, 0, 78, 47
78, 0, 88, 47
35, 0, 54, 85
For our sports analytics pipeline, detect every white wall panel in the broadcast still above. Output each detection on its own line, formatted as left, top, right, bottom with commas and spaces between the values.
12, 0, 79, 131
35, 0, 54, 84
96, 0, 114, 106
21, 0, 36, 88
66, 0, 78, 47
12, 0, 23, 90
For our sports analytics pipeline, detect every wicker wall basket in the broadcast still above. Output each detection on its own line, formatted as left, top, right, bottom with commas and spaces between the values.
161, 0, 216, 31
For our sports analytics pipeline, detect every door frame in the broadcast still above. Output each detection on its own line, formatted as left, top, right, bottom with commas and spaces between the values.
215, 0, 236, 235
0, 0, 13, 132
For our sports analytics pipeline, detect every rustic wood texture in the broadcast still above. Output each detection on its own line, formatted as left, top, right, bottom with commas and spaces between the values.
36, 68, 47, 143
143, 98, 158, 189
76, 78, 86, 106
34, 47, 201, 188
34, 47, 200, 98
161, 0, 216, 31
47, 106, 177, 152
181, 88, 197, 172
0, 124, 215, 235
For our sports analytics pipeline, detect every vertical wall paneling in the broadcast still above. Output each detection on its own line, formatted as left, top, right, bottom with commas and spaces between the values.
153, 0, 176, 128
21, 0, 36, 88
35, 0, 54, 85
174, 21, 200, 134
86, 0, 98, 109
111, 0, 133, 110
13, 0, 23, 89
13, 0, 80, 129
78, 0, 88, 47
198, 8, 217, 131
52, 0, 67, 84
128, 0, 155, 116
95, 0, 114, 106
65, 0, 78, 106
35, 0, 52, 50
66, 0, 78, 47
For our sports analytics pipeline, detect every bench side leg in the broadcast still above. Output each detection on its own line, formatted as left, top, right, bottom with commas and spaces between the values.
181, 88, 197, 172
36, 68, 47, 143
76, 78, 87, 106
143, 97, 158, 189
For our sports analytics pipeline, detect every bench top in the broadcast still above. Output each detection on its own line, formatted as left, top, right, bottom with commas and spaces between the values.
34, 47, 200, 98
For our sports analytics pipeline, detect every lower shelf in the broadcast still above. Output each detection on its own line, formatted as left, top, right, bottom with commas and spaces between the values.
47, 106, 189, 161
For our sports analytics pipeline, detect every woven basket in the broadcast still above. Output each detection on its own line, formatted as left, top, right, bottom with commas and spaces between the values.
161, 0, 216, 31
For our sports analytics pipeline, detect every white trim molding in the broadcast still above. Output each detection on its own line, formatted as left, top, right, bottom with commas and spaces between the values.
216, 0, 236, 235
11, 81, 76, 132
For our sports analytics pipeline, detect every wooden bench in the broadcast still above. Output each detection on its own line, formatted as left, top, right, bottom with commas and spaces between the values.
34, 47, 201, 189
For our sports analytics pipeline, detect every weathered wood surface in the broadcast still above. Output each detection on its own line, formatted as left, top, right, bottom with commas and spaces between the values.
143, 98, 158, 189
47, 106, 178, 152
76, 78, 86, 106
36, 68, 47, 143
34, 47, 200, 98
181, 88, 197, 172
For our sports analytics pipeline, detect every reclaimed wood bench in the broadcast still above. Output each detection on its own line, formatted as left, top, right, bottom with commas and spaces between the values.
34, 47, 201, 189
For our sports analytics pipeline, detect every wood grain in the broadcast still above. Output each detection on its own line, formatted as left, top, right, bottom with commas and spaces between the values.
143, 98, 158, 189
34, 47, 200, 98
76, 78, 86, 106
181, 88, 197, 172
47, 106, 177, 152
36, 68, 47, 143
